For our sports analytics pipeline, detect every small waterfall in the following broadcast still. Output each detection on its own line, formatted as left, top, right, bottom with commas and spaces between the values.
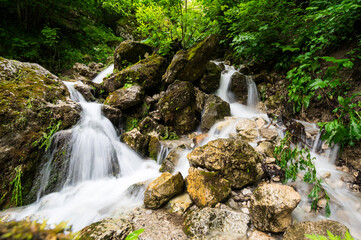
246, 75, 259, 107
92, 64, 114, 84
156, 144, 170, 165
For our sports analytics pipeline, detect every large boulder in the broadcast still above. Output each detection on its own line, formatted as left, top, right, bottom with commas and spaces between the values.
144, 172, 184, 209
101, 105, 122, 129
114, 40, 152, 71
199, 61, 222, 93
0, 57, 80, 208
187, 139, 264, 188
105, 54, 167, 93
78, 218, 133, 240
250, 183, 301, 233
185, 167, 231, 208
201, 94, 231, 132
184, 204, 250, 239
73, 62, 97, 79
104, 85, 144, 110
121, 128, 150, 157
283, 220, 350, 240
162, 34, 219, 85
158, 80, 199, 134
230, 72, 247, 103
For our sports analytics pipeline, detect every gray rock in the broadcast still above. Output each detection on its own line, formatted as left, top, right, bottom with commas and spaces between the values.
114, 40, 152, 71
104, 85, 144, 110
201, 95, 231, 132
230, 72, 247, 104
121, 128, 150, 157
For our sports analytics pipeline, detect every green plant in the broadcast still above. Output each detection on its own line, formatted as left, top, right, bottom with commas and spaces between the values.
274, 132, 331, 216
160, 127, 179, 140
306, 230, 354, 240
10, 166, 23, 207
319, 93, 361, 148
126, 118, 139, 132
33, 120, 62, 151
125, 228, 144, 240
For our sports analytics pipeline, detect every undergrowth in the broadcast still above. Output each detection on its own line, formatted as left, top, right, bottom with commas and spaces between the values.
10, 166, 23, 207
306, 230, 354, 240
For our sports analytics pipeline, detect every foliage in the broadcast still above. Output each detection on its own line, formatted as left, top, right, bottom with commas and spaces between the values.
160, 127, 179, 140
10, 166, 23, 207
306, 230, 354, 240
274, 132, 331, 217
125, 228, 144, 240
126, 118, 139, 132
0, 220, 75, 240
32, 120, 62, 151
319, 93, 361, 148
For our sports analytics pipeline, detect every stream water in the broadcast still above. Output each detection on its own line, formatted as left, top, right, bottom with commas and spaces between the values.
1, 63, 361, 238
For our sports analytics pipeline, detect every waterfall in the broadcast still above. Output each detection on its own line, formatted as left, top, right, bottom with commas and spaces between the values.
92, 64, 114, 84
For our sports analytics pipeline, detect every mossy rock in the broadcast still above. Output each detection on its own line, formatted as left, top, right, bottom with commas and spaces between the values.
199, 61, 222, 93
201, 94, 230, 132
121, 128, 150, 157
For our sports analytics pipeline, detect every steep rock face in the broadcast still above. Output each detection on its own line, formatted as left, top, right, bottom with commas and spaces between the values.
187, 139, 264, 188
0, 57, 80, 208
185, 167, 231, 208
158, 80, 199, 134
199, 61, 222, 93
104, 85, 144, 110
144, 172, 184, 209
250, 183, 301, 233
113, 40, 153, 71
283, 220, 350, 240
105, 54, 167, 94
162, 34, 219, 85
184, 204, 250, 239
201, 94, 231, 132
78, 218, 133, 240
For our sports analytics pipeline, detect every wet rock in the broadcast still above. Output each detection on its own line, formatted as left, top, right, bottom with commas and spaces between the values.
144, 172, 184, 209
114, 40, 152, 71
236, 119, 258, 141
185, 167, 231, 208
121, 128, 150, 157
104, 85, 144, 110
167, 193, 193, 214
148, 136, 161, 160
248, 230, 276, 240
283, 220, 350, 240
139, 116, 165, 137
162, 34, 219, 85
187, 139, 264, 188
159, 147, 183, 173
74, 83, 96, 102
104, 54, 167, 93
158, 80, 199, 134
259, 128, 278, 141
73, 62, 97, 79
199, 61, 222, 93
230, 72, 247, 104
184, 204, 250, 239
256, 141, 275, 158
256, 117, 267, 128
101, 105, 122, 128
195, 87, 208, 113
201, 95, 231, 132
250, 183, 301, 232
78, 218, 133, 240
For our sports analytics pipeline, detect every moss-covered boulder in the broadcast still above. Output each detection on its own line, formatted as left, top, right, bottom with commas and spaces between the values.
185, 167, 231, 208
162, 34, 219, 85
187, 139, 264, 188
0, 57, 80, 209
138, 116, 166, 137
104, 54, 167, 93
184, 204, 249, 239
104, 85, 144, 110
121, 128, 150, 157
114, 40, 153, 71
144, 172, 184, 209
199, 61, 222, 93
201, 94, 230, 132
158, 80, 199, 134
250, 183, 301, 233
283, 220, 350, 240
78, 218, 133, 240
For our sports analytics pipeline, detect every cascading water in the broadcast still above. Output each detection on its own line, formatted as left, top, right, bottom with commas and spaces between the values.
92, 64, 114, 84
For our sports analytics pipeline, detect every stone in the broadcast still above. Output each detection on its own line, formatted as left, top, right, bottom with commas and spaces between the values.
121, 128, 150, 157
199, 61, 222, 93
158, 80, 199, 134
139, 116, 166, 137
187, 139, 264, 188
201, 94, 231, 132
104, 85, 144, 110
236, 119, 258, 141
256, 117, 267, 128
256, 141, 275, 158
113, 40, 152, 71
195, 87, 208, 113
101, 105, 122, 128
74, 83, 96, 102
104, 54, 167, 93
259, 128, 279, 141
73, 62, 97, 79
184, 204, 250, 239
78, 218, 133, 240
144, 172, 184, 209
148, 136, 161, 160
159, 147, 183, 173
248, 230, 276, 240
230, 72, 247, 104
167, 193, 193, 214
185, 167, 231, 208
162, 34, 219, 84
283, 220, 350, 240
250, 183, 301, 232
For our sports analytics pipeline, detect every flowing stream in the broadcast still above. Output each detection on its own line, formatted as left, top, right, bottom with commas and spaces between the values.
1, 63, 361, 238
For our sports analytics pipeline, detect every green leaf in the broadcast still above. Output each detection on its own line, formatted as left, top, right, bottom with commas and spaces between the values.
125, 229, 144, 240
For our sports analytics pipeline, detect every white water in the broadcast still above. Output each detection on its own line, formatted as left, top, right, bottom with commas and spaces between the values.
2, 62, 361, 238
92, 64, 114, 84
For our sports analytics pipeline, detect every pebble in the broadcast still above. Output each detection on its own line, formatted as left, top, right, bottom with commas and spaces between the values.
317, 198, 327, 208
321, 172, 331, 178
241, 188, 252, 196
